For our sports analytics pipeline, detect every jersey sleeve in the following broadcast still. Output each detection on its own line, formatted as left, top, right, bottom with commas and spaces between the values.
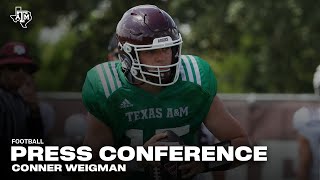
82, 72, 101, 119
198, 57, 218, 98
82, 68, 110, 125
180, 55, 218, 99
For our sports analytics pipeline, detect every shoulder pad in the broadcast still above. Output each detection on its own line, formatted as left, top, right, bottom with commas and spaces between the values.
92, 61, 123, 98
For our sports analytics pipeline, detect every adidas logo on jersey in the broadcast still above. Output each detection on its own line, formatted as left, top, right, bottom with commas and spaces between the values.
120, 99, 133, 109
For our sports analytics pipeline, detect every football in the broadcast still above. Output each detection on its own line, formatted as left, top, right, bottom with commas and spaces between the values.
144, 130, 184, 180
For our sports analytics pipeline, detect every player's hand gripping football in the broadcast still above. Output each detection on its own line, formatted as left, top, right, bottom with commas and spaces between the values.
145, 130, 189, 179
138, 132, 168, 168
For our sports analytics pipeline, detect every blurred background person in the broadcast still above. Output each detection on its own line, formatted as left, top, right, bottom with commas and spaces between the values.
63, 113, 88, 146
314, 65, 320, 96
106, 33, 119, 61
18, 73, 56, 141
0, 41, 43, 142
292, 65, 320, 180
0, 41, 44, 177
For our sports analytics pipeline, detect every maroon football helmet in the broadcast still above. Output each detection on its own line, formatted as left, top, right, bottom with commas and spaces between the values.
116, 5, 183, 86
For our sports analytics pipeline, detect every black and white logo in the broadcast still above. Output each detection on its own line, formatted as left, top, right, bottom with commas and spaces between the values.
120, 99, 133, 109
10, 6, 32, 28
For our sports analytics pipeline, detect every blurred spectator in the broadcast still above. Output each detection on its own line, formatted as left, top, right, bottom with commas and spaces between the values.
106, 33, 119, 61
18, 74, 56, 140
63, 113, 88, 146
49, 113, 88, 147
0, 41, 43, 142
293, 65, 320, 180
313, 65, 320, 96
0, 41, 45, 178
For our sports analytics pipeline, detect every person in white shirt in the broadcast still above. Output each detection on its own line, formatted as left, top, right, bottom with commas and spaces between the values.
293, 65, 320, 180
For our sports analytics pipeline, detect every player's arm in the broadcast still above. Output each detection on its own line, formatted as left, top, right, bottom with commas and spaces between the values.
179, 96, 250, 178
204, 96, 250, 149
296, 134, 312, 180
82, 112, 127, 180
83, 112, 114, 159
81, 71, 115, 157
203, 96, 251, 169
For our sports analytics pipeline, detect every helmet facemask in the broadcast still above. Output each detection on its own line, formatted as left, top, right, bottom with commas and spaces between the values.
119, 34, 182, 86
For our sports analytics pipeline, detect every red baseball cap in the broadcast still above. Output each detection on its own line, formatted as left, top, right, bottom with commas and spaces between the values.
0, 41, 38, 72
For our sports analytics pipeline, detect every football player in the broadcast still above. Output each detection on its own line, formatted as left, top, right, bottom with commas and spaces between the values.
293, 65, 320, 180
82, 4, 250, 179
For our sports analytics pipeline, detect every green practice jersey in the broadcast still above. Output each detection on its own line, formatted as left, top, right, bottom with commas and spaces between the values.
82, 55, 217, 146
